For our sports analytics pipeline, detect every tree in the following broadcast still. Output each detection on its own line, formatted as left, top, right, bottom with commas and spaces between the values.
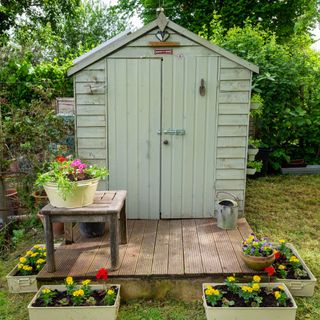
117, 0, 319, 41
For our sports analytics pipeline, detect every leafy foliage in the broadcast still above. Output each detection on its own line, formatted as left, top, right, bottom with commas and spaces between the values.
201, 17, 320, 168
117, 0, 319, 40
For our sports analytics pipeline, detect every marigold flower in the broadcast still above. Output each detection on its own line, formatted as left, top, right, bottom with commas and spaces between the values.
17, 264, 24, 269
212, 289, 220, 296
278, 264, 286, 270
42, 288, 51, 294
19, 257, 27, 263
289, 256, 299, 263
279, 240, 286, 244
33, 245, 40, 249
227, 276, 236, 282
278, 285, 284, 291
73, 289, 85, 297
274, 291, 281, 299
253, 275, 261, 283
31, 252, 39, 257
36, 258, 46, 264
26, 250, 33, 256
82, 279, 91, 286
23, 265, 33, 271
66, 276, 74, 285
252, 283, 260, 291
107, 289, 114, 295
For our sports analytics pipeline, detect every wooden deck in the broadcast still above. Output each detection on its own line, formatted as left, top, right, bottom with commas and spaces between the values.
37, 218, 254, 280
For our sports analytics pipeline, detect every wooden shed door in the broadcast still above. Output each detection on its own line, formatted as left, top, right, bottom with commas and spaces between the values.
160, 56, 219, 218
107, 58, 161, 219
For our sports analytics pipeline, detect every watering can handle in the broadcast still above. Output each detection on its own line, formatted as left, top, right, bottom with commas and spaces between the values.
216, 192, 240, 202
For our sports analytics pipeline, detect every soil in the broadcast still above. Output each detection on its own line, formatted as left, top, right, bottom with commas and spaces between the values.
32, 286, 118, 307
15, 269, 39, 276
66, 173, 92, 182
205, 285, 293, 308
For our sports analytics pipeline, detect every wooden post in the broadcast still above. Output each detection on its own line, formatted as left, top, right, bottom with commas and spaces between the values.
109, 213, 119, 270
120, 199, 127, 244
44, 214, 56, 272
64, 222, 73, 244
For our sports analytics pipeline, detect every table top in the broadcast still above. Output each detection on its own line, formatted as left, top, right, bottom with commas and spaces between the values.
41, 190, 127, 215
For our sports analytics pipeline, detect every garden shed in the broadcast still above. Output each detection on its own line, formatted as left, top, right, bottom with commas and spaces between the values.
68, 12, 259, 219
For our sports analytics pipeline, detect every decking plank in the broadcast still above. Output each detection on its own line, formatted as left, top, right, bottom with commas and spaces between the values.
135, 220, 158, 275
195, 219, 222, 273
152, 220, 170, 275
118, 220, 146, 275
182, 219, 203, 274
211, 223, 242, 273
168, 220, 184, 275
237, 218, 253, 240
227, 228, 253, 273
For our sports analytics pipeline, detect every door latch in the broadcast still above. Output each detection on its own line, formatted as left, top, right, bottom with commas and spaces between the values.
157, 129, 186, 135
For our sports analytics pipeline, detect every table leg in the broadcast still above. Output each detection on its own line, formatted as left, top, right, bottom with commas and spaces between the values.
109, 214, 119, 271
64, 223, 73, 244
44, 215, 56, 273
120, 200, 127, 244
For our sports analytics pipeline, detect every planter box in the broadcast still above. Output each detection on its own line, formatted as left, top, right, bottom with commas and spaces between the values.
28, 285, 120, 320
248, 148, 259, 161
246, 168, 256, 175
6, 243, 60, 293
203, 282, 297, 320
275, 243, 317, 297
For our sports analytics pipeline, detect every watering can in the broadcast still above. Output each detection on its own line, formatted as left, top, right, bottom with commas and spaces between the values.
216, 192, 239, 230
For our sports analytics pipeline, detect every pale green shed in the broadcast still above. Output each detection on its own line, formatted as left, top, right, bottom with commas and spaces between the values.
68, 12, 259, 219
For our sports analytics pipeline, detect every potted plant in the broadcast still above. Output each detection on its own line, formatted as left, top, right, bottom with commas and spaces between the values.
6, 245, 47, 293
240, 234, 275, 270
246, 160, 263, 175
250, 93, 263, 110
203, 275, 297, 320
247, 138, 260, 161
35, 156, 108, 208
27, 269, 120, 320
265, 240, 317, 297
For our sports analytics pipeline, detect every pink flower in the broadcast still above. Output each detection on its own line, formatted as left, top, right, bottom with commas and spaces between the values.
70, 159, 82, 167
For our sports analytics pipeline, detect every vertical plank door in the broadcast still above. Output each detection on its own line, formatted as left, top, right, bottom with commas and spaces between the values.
107, 58, 162, 219
161, 56, 219, 218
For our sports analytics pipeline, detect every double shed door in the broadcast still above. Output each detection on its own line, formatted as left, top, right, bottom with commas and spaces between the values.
107, 56, 218, 219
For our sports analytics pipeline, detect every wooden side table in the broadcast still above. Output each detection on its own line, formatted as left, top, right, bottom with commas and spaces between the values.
41, 190, 127, 273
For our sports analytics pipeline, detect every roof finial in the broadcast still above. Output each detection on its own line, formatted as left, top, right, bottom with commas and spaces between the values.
156, 7, 164, 17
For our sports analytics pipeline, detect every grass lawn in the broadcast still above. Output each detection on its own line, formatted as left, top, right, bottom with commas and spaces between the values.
0, 175, 319, 319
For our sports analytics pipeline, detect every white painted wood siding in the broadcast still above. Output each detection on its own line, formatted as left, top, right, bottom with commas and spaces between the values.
74, 60, 108, 189
107, 58, 162, 219
161, 56, 218, 218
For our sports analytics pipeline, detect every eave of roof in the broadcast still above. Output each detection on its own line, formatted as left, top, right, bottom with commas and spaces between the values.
68, 13, 259, 76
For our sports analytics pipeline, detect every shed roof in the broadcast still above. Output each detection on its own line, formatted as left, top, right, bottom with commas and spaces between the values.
68, 13, 259, 76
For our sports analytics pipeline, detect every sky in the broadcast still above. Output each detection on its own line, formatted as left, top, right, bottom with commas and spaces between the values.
103, 0, 320, 51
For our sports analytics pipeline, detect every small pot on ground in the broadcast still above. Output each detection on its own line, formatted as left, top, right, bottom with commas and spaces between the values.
37, 212, 64, 237
240, 251, 275, 271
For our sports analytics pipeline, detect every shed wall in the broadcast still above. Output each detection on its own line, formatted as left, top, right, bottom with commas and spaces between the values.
74, 28, 252, 216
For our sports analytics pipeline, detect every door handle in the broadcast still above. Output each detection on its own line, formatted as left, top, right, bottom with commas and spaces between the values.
163, 140, 169, 145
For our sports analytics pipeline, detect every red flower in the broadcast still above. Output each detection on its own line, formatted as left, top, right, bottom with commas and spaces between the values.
264, 266, 275, 277
274, 251, 281, 260
96, 268, 108, 280
56, 156, 67, 162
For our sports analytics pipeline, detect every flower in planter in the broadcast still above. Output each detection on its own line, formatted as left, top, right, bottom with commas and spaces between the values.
17, 245, 46, 276
35, 157, 109, 198
205, 286, 223, 306
273, 285, 288, 306
242, 234, 274, 257
39, 288, 56, 306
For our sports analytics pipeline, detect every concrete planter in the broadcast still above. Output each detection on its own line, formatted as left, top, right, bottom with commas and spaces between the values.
6, 264, 38, 293
44, 178, 99, 208
275, 243, 317, 297
248, 148, 259, 161
246, 168, 256, 175
28, 284, 120, 320
203, 282, 297, 320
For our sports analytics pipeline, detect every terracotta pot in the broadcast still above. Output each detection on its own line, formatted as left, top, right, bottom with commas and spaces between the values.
37, 212, 64, 236
32, 190, 49, 209
240, 251, 275, 271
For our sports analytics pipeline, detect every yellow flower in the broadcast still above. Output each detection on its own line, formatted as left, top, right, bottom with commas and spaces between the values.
22, 265, 33, 271
36, 258, 46, 265
33, 245, 40, 249
73, 289, 85, 297
205, 288, 214, 296
31, 252, 39, 258
212, 289, 220, 296
17, 264, 24, 269
247, 235, 254, 243
42, 288, 51, 294
43, 252, 47, 257
241, 286, 249, 292
247, 287, 253, 293
289, 256, 299, 263
252, 242, 258, 247
66, 276, 74, 285
107, 289, 114, 295
82, 279, 91, 286
26, 250, 33, 256
274, 291, 281, 299
278, 264, 286, 270
278, 285, 284, 291
206, 285, 213, 290
253, 275, 261, 283
19, 257, 27, 263
227, 276, 236, 282
252, 283, 260, 291
279, 240, 286, 244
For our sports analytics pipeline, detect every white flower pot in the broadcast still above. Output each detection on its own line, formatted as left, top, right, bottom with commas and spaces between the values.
6, 264, 38, 293
275, 243, 317, 297
246, 168, 256, 175
248, 148, 259, 161
44, 178, 99, 208
250, 102, 261, 110
203, 282, 297, 320
28, 284, 120, 320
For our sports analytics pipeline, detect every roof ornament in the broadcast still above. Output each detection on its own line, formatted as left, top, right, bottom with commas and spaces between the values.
156, 9, 168, 32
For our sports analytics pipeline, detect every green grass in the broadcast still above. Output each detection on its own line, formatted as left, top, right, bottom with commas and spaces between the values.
0, 175, 319, 319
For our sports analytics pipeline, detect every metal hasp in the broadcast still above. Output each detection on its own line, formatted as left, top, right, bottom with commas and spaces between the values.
157, 129, 186, 135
